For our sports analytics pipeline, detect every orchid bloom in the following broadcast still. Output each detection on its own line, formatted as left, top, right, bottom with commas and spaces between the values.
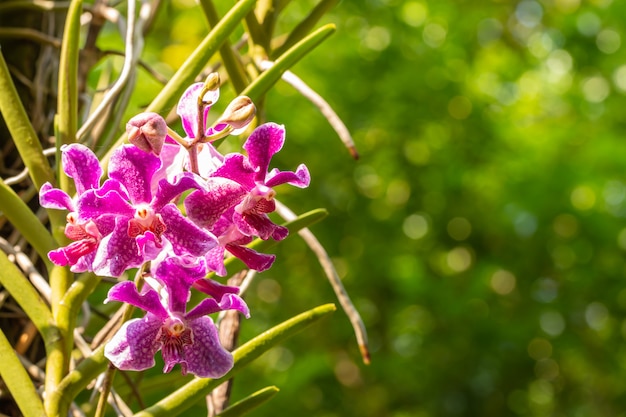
104, 257, 249, 377
39, 144, 114, 271
211, 123, 311, 240
75, 144, 217, 277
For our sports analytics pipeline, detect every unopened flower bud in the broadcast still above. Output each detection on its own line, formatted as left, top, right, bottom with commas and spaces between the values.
203, 73, 221, 94
217, 96, 256, 129
126, 112, 167, 156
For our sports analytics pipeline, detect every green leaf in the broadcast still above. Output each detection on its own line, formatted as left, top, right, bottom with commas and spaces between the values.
218, 386, 280, 417
242, 23, 336, 102
47, 345, 107, 417
99, 0, 258, 165
134, 303, 336, 417
0, 179, 56, 264
0, 329, 45, 417
56, 0, 81, 150
0, 49, 55, 190
0, 250, 54, 340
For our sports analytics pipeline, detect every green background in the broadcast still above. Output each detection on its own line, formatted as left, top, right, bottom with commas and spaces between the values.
100, 0, 626, 416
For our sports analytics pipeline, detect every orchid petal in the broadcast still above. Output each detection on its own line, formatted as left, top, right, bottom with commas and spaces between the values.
61, 143, 102, 194
265, 164, 311, 188
106, 281, 168, 318
185, 178, 247, 229
211, 153, 256, 189
160, 204, 218, 256
39, 182, 74, 211
186, 293, 250, 320
242, 123, 285, 182
104, 315, 162, 371
109, 145, 161, 204
183, 316, 233, 378
151, 173, 203, 212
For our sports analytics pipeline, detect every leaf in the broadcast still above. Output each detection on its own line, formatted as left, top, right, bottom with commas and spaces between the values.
0, 179, 56, 264
0, 329, 46, 417
242, 23, 336, 102
0, 50, 55, 190
218, 386, 280, 417
0, 250, 54, 342
56, 0, 81, 149
134, 303, 336, 417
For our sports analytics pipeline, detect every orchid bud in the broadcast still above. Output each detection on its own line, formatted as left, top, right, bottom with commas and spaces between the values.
217, 96, 256, 129
126, 112, 167, 156
204, 72, 221, 92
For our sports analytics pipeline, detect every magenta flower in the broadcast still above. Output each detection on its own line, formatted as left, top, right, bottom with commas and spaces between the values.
77, 145, 217, 277
41, 143, 217, 277
104, 257, 249, 377
210, 123, 310, 240
40, 144, 116, 272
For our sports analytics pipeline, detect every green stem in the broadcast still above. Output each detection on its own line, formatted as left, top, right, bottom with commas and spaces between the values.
47, 345, 108, 417
242, 24, 336, 102
0, 329, 46, 417
197, 0, 248, 93
0, 49, 55, 190
56, 0, 81, 151
217, 386, 279, 417
0, 179, 56, 265
134, 304, 336, 417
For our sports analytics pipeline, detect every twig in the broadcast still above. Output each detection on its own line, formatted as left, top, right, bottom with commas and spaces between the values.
3, 147, 56, 186
76, 0, 147, 141
274, 200, 370, 364
208, 271, 247, 417
258, 59, 359, 160
0, 236, 52, 303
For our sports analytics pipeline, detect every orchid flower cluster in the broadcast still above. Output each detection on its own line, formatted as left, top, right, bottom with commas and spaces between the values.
39, 76, 310, 378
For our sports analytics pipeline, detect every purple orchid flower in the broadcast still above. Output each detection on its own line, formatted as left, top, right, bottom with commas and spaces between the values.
104, 256, 249, 378
183, 177, 274, 275
39, 144, 117, 272
74, 144, 217, 277
210, 123, 310, 241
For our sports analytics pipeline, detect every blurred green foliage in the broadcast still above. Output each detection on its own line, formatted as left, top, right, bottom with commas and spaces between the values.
95, 0, 626, 415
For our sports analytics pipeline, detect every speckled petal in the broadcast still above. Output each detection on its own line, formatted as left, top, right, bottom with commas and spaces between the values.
185, 178, 247, 229
106, 281, 168, 318
232, 211, 287, 241
211, 153, 256, 190
160, 204, 217, 257
204, 245, 227, 276
154, 257, 207, 314
109, 145, 161, 204
39, 182, 74, 211
76, 181, 134, 222
104, 315, 162, 371
61, 143, 102, 195
183, 316, 233, 378
91, 218, 144, 277
242, 123, 285, 183
151, 173, 203, 212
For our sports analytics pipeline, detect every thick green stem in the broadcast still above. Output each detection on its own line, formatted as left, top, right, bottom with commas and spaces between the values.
0, 329, 46, 417
198, 0, 248, 93
0, 49, 55, 190
134, 304, 336, 417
